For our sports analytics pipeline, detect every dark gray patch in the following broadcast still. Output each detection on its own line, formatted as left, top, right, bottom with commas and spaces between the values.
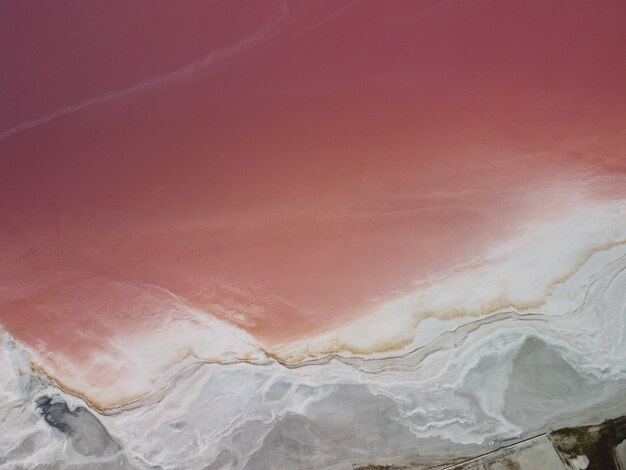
169, 420, 186, 431
36, 396, 120, 457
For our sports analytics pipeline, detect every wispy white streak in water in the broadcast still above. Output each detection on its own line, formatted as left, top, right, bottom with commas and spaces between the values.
0, 1, 289, 142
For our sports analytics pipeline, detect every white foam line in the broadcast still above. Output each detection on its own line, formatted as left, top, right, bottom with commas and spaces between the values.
0, 1, 289, 143
273, 199, 626, 362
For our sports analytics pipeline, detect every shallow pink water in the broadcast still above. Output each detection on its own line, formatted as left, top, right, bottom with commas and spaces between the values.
1, 0, 625, 362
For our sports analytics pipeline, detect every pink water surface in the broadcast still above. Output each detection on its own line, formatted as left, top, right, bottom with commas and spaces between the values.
1, 0, 625, 363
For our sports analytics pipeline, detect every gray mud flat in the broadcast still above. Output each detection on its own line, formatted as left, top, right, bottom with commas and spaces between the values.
36, 396, 120, 457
